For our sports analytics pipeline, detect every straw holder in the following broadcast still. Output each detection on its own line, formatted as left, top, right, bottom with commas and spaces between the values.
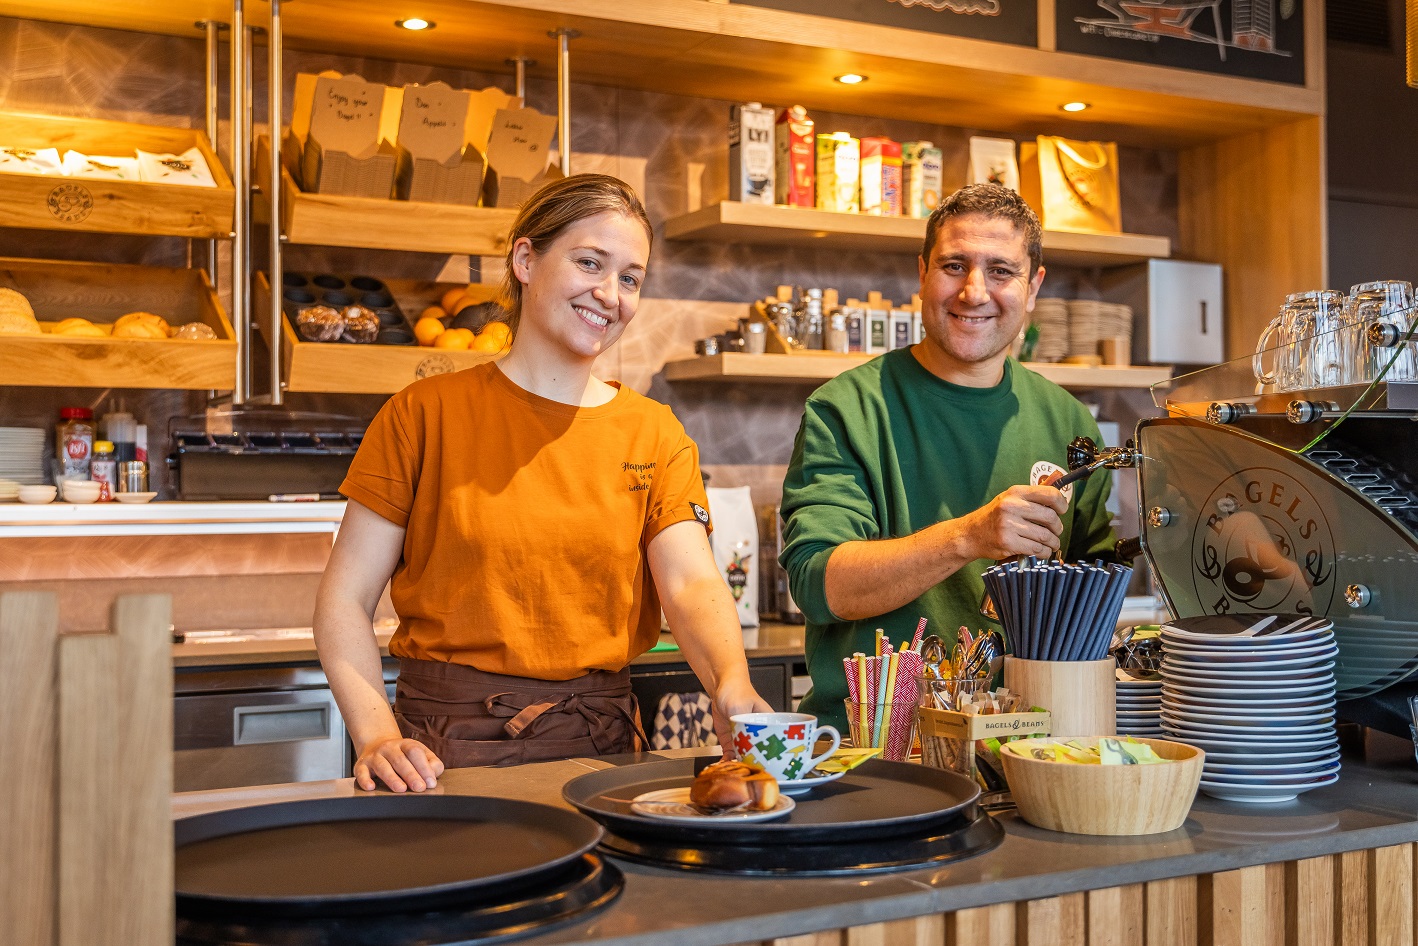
1003, 657, 1115, 738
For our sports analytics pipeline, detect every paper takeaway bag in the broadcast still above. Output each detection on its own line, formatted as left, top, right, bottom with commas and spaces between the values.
394, 81, 486, 205
299, 72, 398, 198
483, 107, 561, 209
1019, 136, 1121, 234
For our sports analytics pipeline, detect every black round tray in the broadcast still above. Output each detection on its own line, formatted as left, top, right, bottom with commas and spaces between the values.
562, 758, 980, 846
599, 810, 1004, 875
177, 854, 622, 946
176, 795, 604, 918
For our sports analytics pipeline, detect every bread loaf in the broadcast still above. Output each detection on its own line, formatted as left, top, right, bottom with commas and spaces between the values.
689, 760, 779, 812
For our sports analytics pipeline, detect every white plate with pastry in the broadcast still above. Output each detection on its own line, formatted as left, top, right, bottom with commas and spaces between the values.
630, 788, 795, 823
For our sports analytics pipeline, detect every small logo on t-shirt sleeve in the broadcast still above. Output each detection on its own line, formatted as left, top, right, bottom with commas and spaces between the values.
690, 502, 710, 526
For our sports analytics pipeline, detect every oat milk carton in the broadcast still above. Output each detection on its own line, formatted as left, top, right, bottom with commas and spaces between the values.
815, 132, 859, 214
860, 137, 902, 216
729, 102, 775, 204
774, 105, 815, 208
903, 141, 943, 219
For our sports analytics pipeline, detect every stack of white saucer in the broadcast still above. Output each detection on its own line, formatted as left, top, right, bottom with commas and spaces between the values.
1159, 615, 1339, 804
1030, 298, 1069, 362
1115, 668, 1163, 738
0, 427, 47, 486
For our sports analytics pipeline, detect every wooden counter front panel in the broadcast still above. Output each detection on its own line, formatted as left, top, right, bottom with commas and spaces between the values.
731, 844, 1418, 946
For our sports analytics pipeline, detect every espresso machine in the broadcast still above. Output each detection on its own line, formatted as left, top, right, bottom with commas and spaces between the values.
1076, 322, 1418, 737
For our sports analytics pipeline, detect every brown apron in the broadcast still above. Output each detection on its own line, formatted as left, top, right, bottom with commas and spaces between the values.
393, 657, 649, 768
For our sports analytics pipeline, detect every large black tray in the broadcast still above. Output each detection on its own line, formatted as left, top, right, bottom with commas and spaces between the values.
175, 795, 604, 918
177, 853, 622, 946
599, 809, 1004, 876
562, 758, 979, 846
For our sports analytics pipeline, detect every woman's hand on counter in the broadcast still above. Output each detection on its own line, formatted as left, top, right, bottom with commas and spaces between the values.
355, 736, 446, 793
712, 676, 773, 757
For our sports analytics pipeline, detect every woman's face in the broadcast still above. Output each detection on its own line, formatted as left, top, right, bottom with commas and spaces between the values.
513, 211, 650, 360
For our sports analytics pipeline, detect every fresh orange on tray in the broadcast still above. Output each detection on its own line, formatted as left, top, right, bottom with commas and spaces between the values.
439, 287, 469, 313
419, 305, 447, 322
479, 321, 512, 345
414, 317, 447, 346
433, 327, 474, 350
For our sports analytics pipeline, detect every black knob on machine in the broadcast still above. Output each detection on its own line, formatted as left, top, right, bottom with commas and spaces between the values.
1067, 436, 1098, 472
1114, 536, 1143, 563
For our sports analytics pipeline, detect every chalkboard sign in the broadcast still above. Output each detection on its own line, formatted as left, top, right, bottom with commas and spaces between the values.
729, 0, 1037, 47
1056, 0, 1306, 85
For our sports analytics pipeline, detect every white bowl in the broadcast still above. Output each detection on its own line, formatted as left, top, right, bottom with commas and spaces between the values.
17, 485, 57, 504
61, 480, 102, 503
114, 491, 157, 504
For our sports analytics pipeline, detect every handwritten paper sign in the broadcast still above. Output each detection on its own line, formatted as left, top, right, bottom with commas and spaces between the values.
485, 107, 558, 182
309, 74, 387, 159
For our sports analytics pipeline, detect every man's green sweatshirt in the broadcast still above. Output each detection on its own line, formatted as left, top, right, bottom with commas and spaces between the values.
780, 349, 1117, 731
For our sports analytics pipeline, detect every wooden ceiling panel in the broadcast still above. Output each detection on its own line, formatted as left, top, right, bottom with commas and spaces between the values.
0, 0, 1321, 148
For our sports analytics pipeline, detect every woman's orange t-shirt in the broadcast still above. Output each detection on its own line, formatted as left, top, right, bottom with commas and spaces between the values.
340, 363, 712, 680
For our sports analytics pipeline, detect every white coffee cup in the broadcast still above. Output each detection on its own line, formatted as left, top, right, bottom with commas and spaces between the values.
730, 712, 841, 782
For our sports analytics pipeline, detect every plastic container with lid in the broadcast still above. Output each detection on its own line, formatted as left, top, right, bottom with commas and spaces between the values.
90, 440, 117, 502
101, 411, 138, 462
56, 407, 95, 480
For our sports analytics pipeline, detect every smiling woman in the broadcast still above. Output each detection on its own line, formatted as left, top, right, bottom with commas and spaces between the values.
313, 174, 771, 792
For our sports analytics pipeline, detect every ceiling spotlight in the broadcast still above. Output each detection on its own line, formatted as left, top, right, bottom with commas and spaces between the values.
834, 74, 867, 85
395, 18, 435, 31
1060, 101, 1090, 113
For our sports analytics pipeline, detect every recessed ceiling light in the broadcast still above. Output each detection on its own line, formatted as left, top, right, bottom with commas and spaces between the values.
835, 74, 867, 85
395, 18, 435, 31
1060, 101, 1090, 112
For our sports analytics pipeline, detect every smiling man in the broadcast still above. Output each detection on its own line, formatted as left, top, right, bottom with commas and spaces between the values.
780, 183, 1118, 730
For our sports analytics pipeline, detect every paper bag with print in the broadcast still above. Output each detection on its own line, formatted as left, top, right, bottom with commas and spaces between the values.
1019, 136, 1121, 234
706, 486, 760, 628
968, 137, 1019, 192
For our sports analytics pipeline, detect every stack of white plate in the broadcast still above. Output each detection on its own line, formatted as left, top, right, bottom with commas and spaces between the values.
1030, 298, 1069, 362
1116, 668, 1163, 737
0, 427, 47, 486
1159, 614, 1339, 804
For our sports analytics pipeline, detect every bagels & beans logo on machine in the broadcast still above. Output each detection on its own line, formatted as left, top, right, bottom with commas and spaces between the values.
1190, 467, 1335, 617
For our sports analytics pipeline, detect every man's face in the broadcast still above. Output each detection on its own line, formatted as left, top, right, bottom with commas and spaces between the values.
917, 213, 1045, 374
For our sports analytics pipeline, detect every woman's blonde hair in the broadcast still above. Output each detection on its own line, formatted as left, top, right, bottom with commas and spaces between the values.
497, 174, 653, 336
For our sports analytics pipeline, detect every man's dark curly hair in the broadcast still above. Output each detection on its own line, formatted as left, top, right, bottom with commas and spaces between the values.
921, 183, 1043, 273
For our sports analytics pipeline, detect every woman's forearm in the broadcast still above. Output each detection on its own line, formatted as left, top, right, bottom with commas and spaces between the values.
313, 585, 401, 753
662, 574, 754, 697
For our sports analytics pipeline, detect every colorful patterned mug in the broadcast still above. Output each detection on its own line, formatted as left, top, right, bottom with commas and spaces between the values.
730, 712, 841, 782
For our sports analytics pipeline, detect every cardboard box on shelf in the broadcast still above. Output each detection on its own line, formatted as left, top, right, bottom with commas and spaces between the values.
483, 107, 561, 209
394, 81, 485, 205
297, 72, 398, 199
903, 141, 943, 219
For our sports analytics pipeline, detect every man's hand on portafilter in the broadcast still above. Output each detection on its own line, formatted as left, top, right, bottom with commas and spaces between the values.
355, 735, 446, 792
956, 484, 1068, 561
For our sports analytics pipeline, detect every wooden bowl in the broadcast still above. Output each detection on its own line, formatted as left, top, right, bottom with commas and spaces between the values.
999, 737, 1203, 836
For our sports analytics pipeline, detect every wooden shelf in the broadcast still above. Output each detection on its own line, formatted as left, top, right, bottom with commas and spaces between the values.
0, 257, 236, 390
256, 273, 501, 394
665, 202, 1171, 267
254, 137, 517, 256
663, 352, 1171, 389
6, 1, 1319, 150
0, 111, 233, 240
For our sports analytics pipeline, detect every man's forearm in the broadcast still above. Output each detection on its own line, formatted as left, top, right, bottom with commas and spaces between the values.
824, 519, 977, 621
